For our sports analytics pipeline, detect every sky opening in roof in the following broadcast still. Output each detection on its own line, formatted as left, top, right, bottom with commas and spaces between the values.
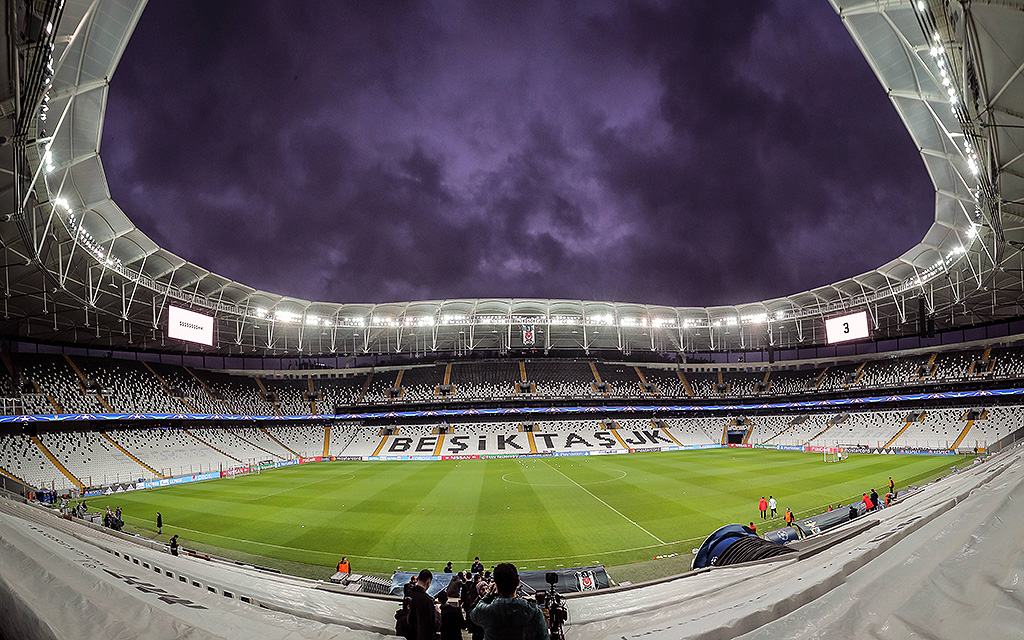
101, 0, 932, 308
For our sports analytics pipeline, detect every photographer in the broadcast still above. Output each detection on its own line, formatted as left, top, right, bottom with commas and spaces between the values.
470, 563, 550, 640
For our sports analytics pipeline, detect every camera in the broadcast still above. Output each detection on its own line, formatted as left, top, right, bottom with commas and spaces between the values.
540, 572, 568, 640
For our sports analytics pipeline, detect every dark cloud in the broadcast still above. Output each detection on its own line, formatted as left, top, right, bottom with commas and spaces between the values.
101, 0, 932, 307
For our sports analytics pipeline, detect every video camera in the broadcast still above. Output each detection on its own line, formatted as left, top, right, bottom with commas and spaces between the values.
535, 571, 567, 640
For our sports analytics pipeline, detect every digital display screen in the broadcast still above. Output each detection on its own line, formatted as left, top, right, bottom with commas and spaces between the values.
825, 310, 870, 344
168, 305, 214, 346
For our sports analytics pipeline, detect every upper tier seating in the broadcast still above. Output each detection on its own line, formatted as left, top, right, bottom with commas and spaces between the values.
4, 344, 1024, 418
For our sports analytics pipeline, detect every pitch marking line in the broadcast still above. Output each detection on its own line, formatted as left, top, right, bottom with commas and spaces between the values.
541, 459, 665, 545
123, 512, 702, 564
500, 468, 626, 487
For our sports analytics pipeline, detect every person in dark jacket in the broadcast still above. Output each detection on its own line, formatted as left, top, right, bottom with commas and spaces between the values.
169, 534, 179, 556
470, 563, 550, 640
446, 571, 465, 598
471, 557, 484, 575
403, 575, 418, 597
395, 596, 416, 640
156, 512, 162, 534
463, 573, 483, 640
407, 569, 439, 640
437, 591, 464, 640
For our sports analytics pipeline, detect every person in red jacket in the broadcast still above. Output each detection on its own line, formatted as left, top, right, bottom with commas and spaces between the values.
862, 493, 873, 511
758, 496, 768, 520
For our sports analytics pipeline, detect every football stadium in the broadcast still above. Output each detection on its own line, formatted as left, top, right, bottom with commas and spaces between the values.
1, 1, 1024, 639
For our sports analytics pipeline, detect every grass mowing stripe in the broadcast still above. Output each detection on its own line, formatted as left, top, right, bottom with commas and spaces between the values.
542, 459, 666, 545
240, 472, 352, 501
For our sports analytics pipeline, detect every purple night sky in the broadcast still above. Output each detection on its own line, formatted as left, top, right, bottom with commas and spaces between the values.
100, 0, 933, 308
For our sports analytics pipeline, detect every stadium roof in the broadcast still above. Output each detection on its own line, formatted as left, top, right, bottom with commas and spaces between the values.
1, 0, 1023, 356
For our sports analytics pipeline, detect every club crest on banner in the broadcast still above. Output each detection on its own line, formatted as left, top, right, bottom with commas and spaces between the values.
523, 325, 535, 346
575, 569, 597, 591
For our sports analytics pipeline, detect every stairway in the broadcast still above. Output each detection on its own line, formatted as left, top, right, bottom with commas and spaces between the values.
260, 427, 300, 458
184, 430, 241, 463
101, 432, 165, 478
31, 436, 83, 489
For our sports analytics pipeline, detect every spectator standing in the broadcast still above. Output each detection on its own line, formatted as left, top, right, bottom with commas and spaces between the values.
446, 571, 465, 598
870, 489, 879, 510
156, 512, 162, 534
758, 496, 768, 520
169, 535, 179, 556
437, 591, 465, 640
470, 562, 550, 640
462, 574, 483, 640
404, 575, 418, 597
395, 597, 415, 640
407, 569, 439, 640
768, 496, 777, 518
862, 493, 874, 511
471, 557, 484, 575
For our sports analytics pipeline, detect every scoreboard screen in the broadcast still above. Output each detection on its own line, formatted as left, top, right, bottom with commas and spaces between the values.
825, 310, 869, 344
168, 306, 214, 346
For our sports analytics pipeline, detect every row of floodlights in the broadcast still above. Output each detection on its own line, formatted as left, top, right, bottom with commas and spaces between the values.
52, 197, 119, 268
251, 309, 789, 329
918, 4, 980, 176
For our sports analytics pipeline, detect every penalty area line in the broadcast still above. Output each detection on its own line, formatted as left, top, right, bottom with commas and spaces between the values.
541, 459, 665, 545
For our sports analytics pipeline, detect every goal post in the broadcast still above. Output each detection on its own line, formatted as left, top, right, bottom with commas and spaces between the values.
823, 448, 843, 463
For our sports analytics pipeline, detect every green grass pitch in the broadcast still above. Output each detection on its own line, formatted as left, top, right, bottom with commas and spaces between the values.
99, 448, 972, 578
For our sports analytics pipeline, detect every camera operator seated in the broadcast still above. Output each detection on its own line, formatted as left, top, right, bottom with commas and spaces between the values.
470, 563, 550, 640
